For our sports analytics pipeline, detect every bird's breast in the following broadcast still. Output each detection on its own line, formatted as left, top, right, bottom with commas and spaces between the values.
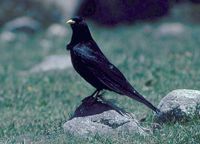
70, 49, 87, 74
70, 50, 79, 69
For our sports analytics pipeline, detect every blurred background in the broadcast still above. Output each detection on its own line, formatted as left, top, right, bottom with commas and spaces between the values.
0, 0, 200, 143
1, 0, 200, 32
1, 0, 200, 40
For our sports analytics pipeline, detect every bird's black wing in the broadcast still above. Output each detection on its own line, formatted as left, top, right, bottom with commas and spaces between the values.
73, 41, 160, 113
73, 41, 135, 95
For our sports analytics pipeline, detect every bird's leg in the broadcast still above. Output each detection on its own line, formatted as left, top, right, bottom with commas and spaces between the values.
81, 90, 98, 103
94, 90, 101, 98
95, 91, 106, 101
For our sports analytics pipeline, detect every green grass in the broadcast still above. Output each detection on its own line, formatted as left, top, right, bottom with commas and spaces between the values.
0, 19, 200, 143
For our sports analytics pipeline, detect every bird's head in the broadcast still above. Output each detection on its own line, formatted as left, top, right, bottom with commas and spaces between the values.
66, 16, 92, 45
66, 16, 86, 30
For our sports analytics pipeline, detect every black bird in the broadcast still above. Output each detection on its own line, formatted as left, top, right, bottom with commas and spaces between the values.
66, 17, 160, 114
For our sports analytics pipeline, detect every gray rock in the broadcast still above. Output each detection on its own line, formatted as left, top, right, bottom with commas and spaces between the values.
0, 31, 16, 42
63, 97, 148, 138
155, 89, 200, 123
46, 24, 68, 38
30, 55, 72, 73
3, 16, 40, 33
155, 23, 186, 37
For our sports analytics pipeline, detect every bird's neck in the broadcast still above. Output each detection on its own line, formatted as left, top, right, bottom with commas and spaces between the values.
70, 25, 93, 46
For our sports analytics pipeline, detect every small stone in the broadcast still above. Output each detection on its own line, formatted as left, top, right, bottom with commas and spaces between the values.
0, 31, 16, 42
63, 98, 148, 138
30, 55, 72, 73
155, 89, 200, 123
155, 23, 186, 37
3, 16, 40, 33
46, 24, 68, 38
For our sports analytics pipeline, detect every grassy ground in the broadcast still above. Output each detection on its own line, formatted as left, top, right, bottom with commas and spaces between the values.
0, 17, 200, 143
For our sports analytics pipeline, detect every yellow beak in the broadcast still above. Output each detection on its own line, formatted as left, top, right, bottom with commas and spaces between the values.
66, 19, 75, 24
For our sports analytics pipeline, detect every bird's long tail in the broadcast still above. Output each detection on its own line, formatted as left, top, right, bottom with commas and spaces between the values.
128, 90, 161, 114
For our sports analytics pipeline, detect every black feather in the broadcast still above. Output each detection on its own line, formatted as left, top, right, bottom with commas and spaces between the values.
67, 17, 160, 114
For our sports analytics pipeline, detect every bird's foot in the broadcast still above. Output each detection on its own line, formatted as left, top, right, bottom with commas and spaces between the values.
81, 90, 105, 105
95, 91, 105, 101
